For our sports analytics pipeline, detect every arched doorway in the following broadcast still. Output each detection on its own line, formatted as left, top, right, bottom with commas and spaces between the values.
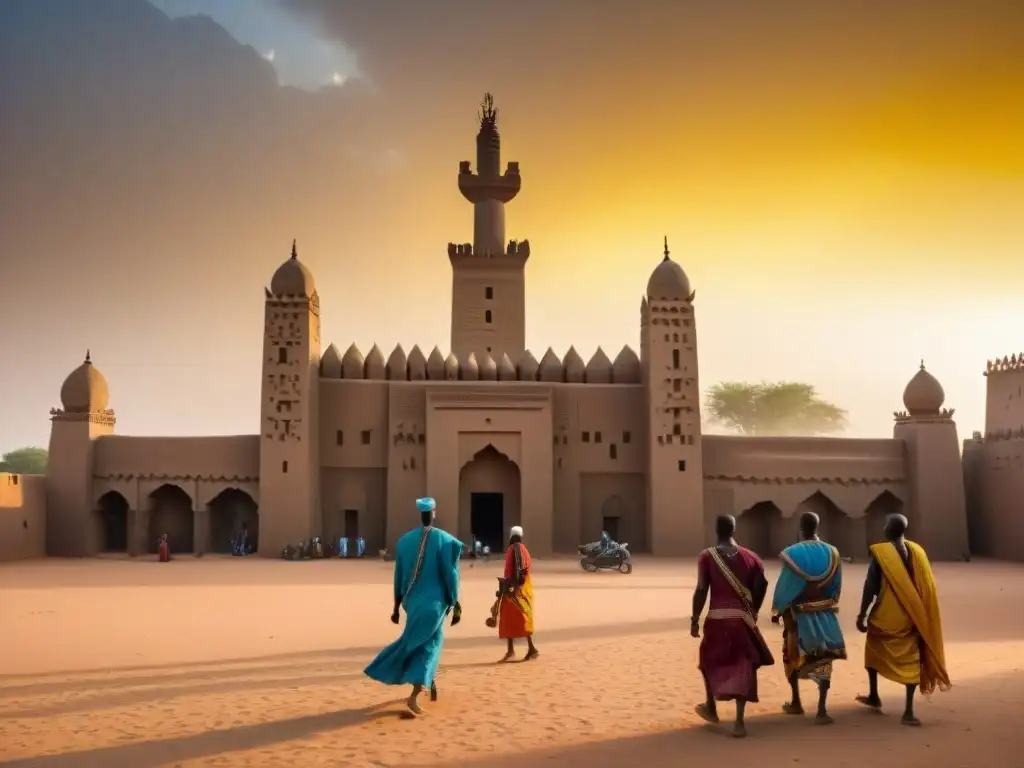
208, 488, 259, 555
738, 501, 783, 559
797, 491, 851, 553
459, 445, 521, 552
96, 492, 129, 553
864, 491, 903, 555
148, 484, 194, 554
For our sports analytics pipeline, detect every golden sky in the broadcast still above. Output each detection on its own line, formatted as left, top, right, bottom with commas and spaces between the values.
1, 0, 1022, 448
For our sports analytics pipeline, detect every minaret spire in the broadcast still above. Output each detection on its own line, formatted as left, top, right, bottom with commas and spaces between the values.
663, 236, 670, 261
291, 239, 298, 260
85, 349, 91, 365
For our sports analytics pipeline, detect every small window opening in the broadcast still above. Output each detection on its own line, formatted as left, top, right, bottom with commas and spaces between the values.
361, 430, 372, 445
678, 460, 686, 472
582, 431, 590, 443
282, 461, 289, 473
485, 310, 493, 324
336, 430, 344, 445
278, 347, 288, 364
609, 444, 618, 460
485, 286, 494, 299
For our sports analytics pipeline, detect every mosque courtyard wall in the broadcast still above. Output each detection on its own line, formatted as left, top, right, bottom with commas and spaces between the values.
0, 473, 47, 561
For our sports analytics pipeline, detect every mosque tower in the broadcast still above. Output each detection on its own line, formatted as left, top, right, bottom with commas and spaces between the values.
259, 241, 321, 554
46, 351, 116, 556
450, 93, 527, 364
893, 362, 969, 560
642, 239, 705, 555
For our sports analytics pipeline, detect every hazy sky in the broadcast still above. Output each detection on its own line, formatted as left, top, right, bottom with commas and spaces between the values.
1, 0, 1023, 451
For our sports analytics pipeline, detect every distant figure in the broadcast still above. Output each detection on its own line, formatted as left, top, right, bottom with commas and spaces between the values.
356, 536, 366, 557
364, 497, 462, 716
239, 524, 249, 556
497, 526, 539, 662
856, 513, 951, 725
158, 533, 170, 563
772, 512, 847, 724
482, 545, 491, 563
691, 514, 774, 738
339, 536, 349, 558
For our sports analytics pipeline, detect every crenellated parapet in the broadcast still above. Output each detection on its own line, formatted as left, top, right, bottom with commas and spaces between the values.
319, 343, 642, 383
984, 353, 1024, 376
447, 239, 530, 264
974, 426, 1024, 442
893, 407, 956, 425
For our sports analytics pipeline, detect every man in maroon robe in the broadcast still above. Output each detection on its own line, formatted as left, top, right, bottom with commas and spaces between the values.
690, 514, 775, 738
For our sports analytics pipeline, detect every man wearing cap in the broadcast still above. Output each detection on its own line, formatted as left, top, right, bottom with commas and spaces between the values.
364, 497, 463, 715
497, 525, 539, 662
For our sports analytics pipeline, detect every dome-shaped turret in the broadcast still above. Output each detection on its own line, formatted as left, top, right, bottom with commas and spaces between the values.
407, 345, 427, 380
320, 343, 342, 378
612, 345, 641, 384
426, 347, 446, 380
270, 240, 316, 298
60, 351, 109, 413
364, 344, 386, 380
498, 353, 517, 381
903, 360, 945, 415
385, 344, 407, 380
479, 350, 498, 381
564, 346, 585, 383
341, 343, 364, 379
538, 348, 564, 383
517, 350, 539, 381
646, 237, 692, 302
444, 352, 460, 380
460, 352, 480, 381
585, 347, 612, 384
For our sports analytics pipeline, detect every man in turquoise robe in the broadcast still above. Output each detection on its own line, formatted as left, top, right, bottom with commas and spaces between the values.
772, 511, 847, 724
364, 497, 463, 715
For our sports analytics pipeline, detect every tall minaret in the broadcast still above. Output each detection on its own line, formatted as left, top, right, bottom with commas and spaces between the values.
450, 93, 527, 364
259, 241, 321, 555
642, 238, 705, 555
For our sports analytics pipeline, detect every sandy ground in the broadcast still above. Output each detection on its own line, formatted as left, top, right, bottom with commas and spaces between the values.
0, 555, 1021, 768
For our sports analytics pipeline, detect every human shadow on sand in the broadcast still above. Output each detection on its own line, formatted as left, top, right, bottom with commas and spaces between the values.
0, 699, 408, 768
0, 617, 687, 695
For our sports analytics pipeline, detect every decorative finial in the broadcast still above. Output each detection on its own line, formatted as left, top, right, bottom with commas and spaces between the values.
479, 93, 498, 131
920, 359, 925, 371
85, 349, 92, 365
290, 239, 297, 260
663, 235, 670, 262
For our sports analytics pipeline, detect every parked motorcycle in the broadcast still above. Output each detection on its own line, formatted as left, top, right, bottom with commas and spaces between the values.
577, 540, 632, 574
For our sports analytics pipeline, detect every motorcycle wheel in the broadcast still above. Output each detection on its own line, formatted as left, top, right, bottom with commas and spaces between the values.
583, 561, 599, 572
619, 562, 632, 574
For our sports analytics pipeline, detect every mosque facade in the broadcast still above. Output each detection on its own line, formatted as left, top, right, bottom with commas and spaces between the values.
31, 97, 976, 561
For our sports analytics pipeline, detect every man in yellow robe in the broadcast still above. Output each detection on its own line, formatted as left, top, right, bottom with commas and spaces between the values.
855, 513, 951, 725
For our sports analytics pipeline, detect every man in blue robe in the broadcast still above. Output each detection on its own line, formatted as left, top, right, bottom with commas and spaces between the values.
364, 497, 463, 716
772, 511, 847, 724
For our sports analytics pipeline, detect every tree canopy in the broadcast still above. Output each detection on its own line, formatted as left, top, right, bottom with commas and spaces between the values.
704, 381, 847, 437
0, 447, 48, 475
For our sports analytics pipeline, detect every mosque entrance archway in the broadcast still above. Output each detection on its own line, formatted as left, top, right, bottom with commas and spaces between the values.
797, 491, 851, 554
738, 501, 784, 559
208, 488, 259, 555
96, 491, 129, 553
459, 444, 521, 551
148, 484, 194, 554
864, 491, 903, 556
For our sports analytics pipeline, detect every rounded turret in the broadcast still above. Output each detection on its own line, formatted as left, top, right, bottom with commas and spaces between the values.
585, 347, 613, 384
646, 237, 692, 302
538, 348, 564, 383
498, 353, 517, 381
364, 344, 386, 380
564, 347, 585, 383
460, 352, 480, 381
270, 240, 316, 298
479, 350, 498, 381
444, 352, 460, 380
320, 343, 342, 378
517, 350, 539, 381
341, 344, 364, 379
407, 345, 427, 380
426, 347, 446, 380
385, 344, 407, 380
903, 361, 945, 415
612, 345, 641, 384
60, 351, 109, 413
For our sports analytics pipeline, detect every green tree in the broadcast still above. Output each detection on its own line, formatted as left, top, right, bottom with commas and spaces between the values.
0, 447, 48, 475
704, 381, 847, 437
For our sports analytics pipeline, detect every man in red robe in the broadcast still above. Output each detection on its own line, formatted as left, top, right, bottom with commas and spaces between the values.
691, 515, 775, 738
497, 525, 538, 662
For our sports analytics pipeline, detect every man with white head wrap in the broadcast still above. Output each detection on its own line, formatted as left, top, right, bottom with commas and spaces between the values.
495, 525, 539, 662
364, 497, 463, 715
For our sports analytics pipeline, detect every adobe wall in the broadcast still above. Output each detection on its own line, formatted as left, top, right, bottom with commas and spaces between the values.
0, 473, 46, 561
702, 435, 908, 559
962, 435, 1024, 561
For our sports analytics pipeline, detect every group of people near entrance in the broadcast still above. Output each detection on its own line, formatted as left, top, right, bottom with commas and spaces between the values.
364, 497, 537, 715
362, 496, 950, 732
694, 511, 950, 737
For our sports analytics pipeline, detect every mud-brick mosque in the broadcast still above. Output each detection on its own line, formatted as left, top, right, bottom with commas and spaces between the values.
33, 95, 985, 562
